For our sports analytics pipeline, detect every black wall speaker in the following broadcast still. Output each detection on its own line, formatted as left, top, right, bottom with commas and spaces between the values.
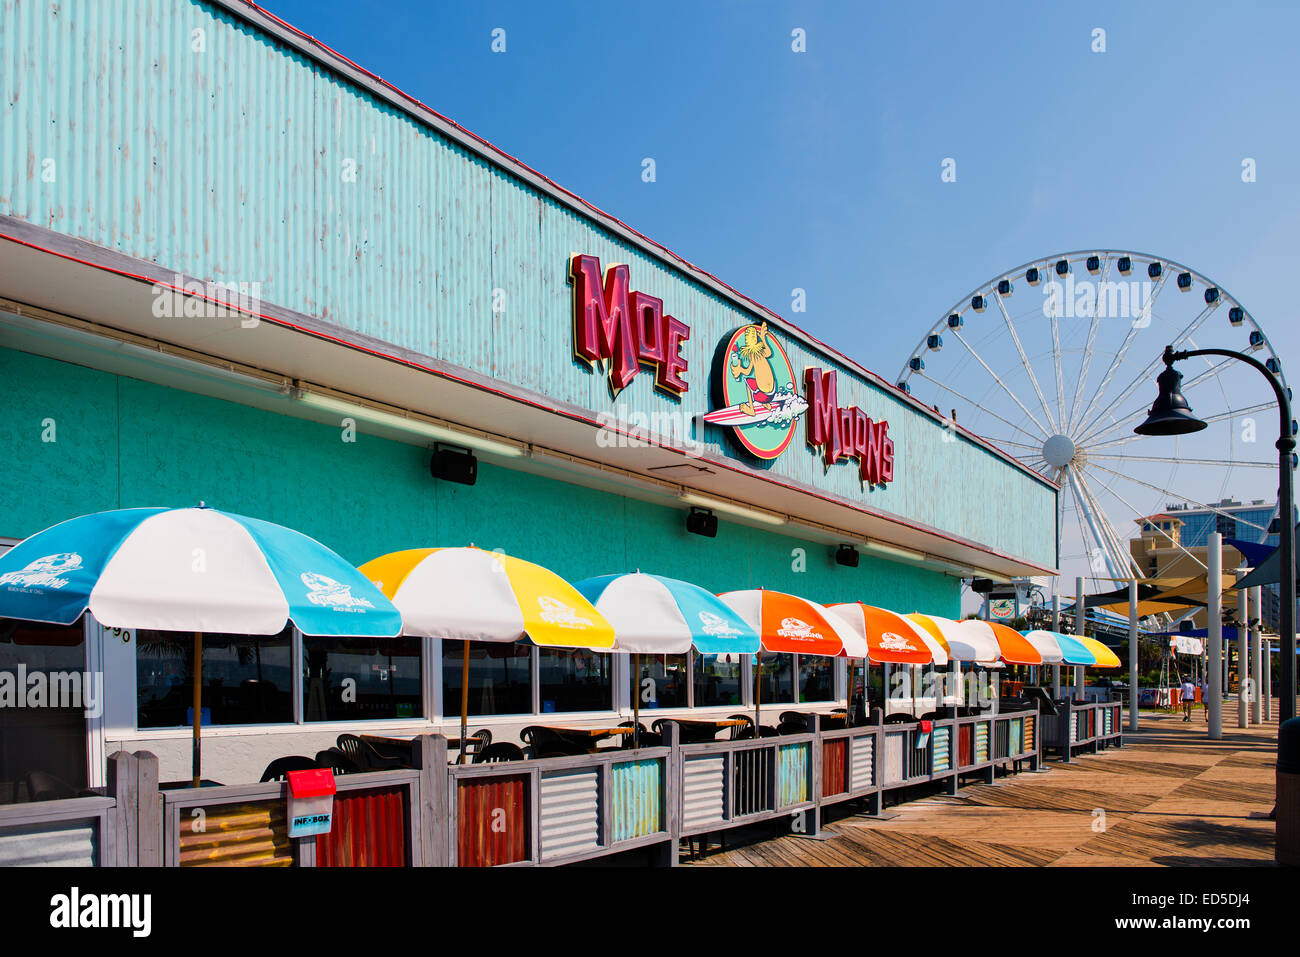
430, 444, 477, 486
686, 507, 717, 538
835, 544, 859, 567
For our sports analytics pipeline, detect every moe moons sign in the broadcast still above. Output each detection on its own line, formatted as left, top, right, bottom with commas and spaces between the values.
805, 368, 895, 486
569, 254, 690, 397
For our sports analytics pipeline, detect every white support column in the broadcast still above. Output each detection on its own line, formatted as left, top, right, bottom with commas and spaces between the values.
1207, 532, 1223, 739
1237, 579, 1250, 728
1251, 585, 1264, 724
1051, 593, 1061, 698
1128, 578, 1139, 731
1074, 576, 1086, 698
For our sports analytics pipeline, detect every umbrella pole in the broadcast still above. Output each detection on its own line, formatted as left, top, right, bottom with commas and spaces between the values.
846, 659, 855, 728
192, 631, 203, 789
633, 653, 640, 750
459, 639, 470, 765
754, 651, 763, 736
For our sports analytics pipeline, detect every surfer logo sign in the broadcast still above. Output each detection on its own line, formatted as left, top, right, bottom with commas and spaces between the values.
776, 617, 821, 641
705, 322, 808, 460
301, 572, 374, 612
0, 552, 83, 590
698, 610, 742, 639
878, 632, 917, 653
537, 595, 594, 629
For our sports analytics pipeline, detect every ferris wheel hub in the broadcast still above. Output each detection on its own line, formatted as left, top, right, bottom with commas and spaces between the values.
1043, 433, 1077, 468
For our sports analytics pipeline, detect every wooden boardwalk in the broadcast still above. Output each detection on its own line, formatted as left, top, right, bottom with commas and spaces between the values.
686, 707, 1280, 867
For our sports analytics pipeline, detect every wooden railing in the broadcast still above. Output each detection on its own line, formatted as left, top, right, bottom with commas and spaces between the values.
1042, 699, 1125, 760
1, 704, 1116, 867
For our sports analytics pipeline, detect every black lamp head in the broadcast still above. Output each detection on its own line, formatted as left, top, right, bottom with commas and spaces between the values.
1134, 352, 1208, 436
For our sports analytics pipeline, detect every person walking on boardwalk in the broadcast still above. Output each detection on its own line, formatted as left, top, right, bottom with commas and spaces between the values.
1180, 676, 1196, 722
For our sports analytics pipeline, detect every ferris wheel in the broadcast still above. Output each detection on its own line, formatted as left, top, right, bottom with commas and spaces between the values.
896, 250, 1290, 601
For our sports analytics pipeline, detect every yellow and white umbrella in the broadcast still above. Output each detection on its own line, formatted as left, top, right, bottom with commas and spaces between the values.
360, 547, 615, 760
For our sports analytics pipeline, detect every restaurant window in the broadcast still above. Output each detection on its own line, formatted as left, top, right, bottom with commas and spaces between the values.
754, 653, 795, 706
538, 648, 613, 713
865, 661, 885, 711
0, 619, 88, 803
443, 640, 531, 716
304, 636, 422, 722
631, 654, 688, 710
136, 628, 292, 728
695, 652, 745, 708
797, 655, 836, 703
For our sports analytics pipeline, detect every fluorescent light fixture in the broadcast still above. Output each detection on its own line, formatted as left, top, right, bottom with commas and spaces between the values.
862, 540, 926, 563
679, 492, 787, 527
296, 389, 526, 458
971, 567, 1013, 585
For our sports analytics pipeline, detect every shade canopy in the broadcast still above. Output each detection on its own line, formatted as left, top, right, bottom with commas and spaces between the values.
0, 506, 402, 637
360, 547, 615, 649
828, 603, 945, 664
717, 590, 860, 657
984, 621, 1043, 665
574, 573, 760, 655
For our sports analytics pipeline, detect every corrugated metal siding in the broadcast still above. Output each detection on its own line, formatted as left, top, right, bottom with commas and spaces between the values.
610, 758, 662, 844
994, 720, 1011, 760
821, 739, 846, 797
777, 743, 809, 807
682, 756, 726, 831
539, 768, 600, 861
1024, 715, 1035, 752
974, 723, 989, 764
456, 775, 528, 867
908, 732, 930, 778
0, 818, 97, 866
732, 748, 773, 817
179, 800, 293, 866
1009, 718, 1023, 756
958, 724, 973, 768
850, 734, 874, 791
883, 731, 905, 785
316, 785, 407, 867
0, 0, 1056, 569
932, 726, 951, 773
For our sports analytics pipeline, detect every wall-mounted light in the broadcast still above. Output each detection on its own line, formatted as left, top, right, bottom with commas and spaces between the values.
679, 492, 786, 527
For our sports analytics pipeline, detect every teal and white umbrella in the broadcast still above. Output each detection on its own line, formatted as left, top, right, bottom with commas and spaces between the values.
575, 572, 761, 747
0, 505, 402, 784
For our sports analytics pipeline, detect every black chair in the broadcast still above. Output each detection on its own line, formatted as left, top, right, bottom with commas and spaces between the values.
884, 712, 916, 724
336, 733, 369, 768
259, 755, 319, 783
521, 726, 586, 758
757, 725, 779, 738
777, 720, 808, 736
778, 711, 809, 726
314, 749, 360, 775
618, 721, 662, 748
462, 729, 492, 760
727, 714, 755, 740
918, 711, 944, 723
25, 770, 96, 801
473, 742, 525, 764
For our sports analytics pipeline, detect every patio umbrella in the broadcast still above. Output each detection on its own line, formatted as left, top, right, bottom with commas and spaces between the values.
575, 573, 761, 746
0, 505, 402, 786
829, 603, 945, 722
359, 547, 615, 762
1078, 636, 1121, 669
717, 590, 858, 733
1020, 629, 1066, 665
982, 621, 1043, 666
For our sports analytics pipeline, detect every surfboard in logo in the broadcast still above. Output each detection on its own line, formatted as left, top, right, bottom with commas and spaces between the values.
0, 553, 83, 590
301, 572, 375, 612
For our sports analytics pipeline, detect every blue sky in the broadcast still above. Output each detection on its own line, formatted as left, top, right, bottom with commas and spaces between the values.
263, 0, 1299, 375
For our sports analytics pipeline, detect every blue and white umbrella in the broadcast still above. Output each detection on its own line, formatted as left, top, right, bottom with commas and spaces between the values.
576, 572, 761, 747
0, 506, 401, 636
574, 572, 761, 656
0, 505, 402, 785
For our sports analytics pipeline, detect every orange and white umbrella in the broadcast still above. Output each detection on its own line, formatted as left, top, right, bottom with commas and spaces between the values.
718, 589, 860, 730
982, 620, 1043, 665
829, 603, 946, 665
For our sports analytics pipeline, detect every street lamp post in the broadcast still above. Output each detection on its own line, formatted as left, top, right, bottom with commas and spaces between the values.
1134, 345, 1296, 726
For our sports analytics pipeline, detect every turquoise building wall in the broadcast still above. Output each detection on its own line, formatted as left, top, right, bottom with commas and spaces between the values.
0, 0, 1056, 570
0, 347, 960, 615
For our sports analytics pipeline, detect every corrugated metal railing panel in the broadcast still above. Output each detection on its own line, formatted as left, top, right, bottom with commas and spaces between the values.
540, 768, 601, 861
1009, 718, 1023, 756
907, 732, 931, 779
1024, 714, 1036, 752
1070, 712, 1079, 744
0, 819, 97, 866
974, 722, 990, 764
777, 743, 809, 808
883, 731, 906, 785
957, 724, 974, 768
610, 759, 662, 844
316, 785, 408, 867
179, 800, 293, 867
822, 739, 847, 797
932, 726, 951, 773
850, 735, 874, 791
682, 756, 726, 831
733, 748, 773, 817
457, 774, 529, 867
993, 720, 1011, 760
